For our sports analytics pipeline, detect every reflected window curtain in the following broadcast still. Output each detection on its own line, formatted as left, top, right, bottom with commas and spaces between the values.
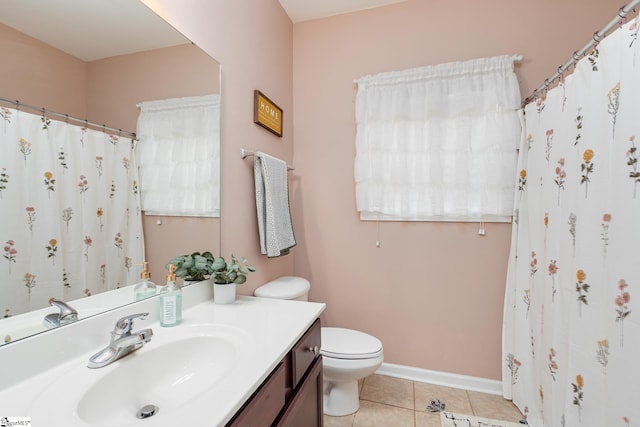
354, 55, 522, 221
0, 108, 144, 317
503, 16, 640, 427
136, 94, 220, 217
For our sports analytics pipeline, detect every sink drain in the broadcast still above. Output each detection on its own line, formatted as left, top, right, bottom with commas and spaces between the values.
137, 404, 159, 419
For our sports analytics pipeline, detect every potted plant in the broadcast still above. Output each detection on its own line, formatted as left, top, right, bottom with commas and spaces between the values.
166, 251, 216, 283
210, 254, 256, 304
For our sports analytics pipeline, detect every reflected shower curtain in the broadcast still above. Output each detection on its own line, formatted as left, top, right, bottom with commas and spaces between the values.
503, 17, 640, 427
0, 107, 144, 317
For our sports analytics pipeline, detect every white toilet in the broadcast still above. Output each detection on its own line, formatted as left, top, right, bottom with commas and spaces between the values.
254, 276, 384, 416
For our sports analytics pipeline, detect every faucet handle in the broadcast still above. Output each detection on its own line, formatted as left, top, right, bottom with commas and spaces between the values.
48, 297, 78, 321
113, 313, 149, 336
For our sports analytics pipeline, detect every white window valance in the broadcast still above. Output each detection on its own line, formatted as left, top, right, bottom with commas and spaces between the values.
136, 94, 220, 217
354, 55, 522, 222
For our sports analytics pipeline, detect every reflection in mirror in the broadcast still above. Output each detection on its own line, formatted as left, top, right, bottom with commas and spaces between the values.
0, 0, 221, 345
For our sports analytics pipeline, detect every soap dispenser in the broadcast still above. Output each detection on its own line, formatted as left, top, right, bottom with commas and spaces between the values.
159, 264, 182, 327
134, 262, 156, 301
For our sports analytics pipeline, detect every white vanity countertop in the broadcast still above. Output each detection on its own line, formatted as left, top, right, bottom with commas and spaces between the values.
0, 287, 325, 426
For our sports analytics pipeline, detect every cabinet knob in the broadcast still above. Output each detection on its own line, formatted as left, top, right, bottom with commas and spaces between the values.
308, 345, 320, 356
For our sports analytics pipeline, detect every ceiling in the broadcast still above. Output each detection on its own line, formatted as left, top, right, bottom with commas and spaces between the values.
279, 0, 408, 23
0, 0, 406, 61
0, 0, 189, 62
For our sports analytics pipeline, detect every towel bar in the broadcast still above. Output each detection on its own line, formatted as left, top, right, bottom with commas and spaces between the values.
241, 148, 295, 171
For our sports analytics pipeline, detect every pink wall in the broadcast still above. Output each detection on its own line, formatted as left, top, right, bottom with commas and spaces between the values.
86, 43, 219, 133
142, 0, 296, 288
291, 0, 622, 380
0, 23, 86, 118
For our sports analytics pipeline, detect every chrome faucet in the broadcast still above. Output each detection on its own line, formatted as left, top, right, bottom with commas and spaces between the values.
43, 298, 78, 328
87, 313, 153, 369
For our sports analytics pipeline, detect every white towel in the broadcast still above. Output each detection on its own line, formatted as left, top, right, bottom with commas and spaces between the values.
254, 152, 296, 257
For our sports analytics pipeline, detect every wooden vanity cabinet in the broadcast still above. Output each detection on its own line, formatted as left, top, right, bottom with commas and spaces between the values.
275, 356, 322, 427
227, 318, 323, 427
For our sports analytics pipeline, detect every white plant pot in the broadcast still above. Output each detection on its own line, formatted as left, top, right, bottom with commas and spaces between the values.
213, 283, 236, 304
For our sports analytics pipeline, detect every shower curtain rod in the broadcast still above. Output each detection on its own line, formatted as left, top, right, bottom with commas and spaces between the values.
0, 96, 137, 139
522, 0, 640, 107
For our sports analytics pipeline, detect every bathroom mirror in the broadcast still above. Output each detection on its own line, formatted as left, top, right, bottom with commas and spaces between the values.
0, 0, 221, 344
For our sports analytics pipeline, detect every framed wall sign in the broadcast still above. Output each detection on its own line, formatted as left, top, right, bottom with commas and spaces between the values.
254, 90, 283, 137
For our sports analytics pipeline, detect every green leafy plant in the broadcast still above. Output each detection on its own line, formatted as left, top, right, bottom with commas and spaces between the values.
211, 254, 256, 284
166, 251, 216, 282
166, 252, 256, 284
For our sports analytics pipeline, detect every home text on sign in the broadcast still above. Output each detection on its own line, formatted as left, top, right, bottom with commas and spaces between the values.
254, 90, 282, 137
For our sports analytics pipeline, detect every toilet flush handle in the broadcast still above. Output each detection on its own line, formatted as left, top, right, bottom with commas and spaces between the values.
308, 345, 320, 356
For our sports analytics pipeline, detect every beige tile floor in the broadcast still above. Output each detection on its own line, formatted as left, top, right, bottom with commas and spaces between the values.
324, 374, 524, 427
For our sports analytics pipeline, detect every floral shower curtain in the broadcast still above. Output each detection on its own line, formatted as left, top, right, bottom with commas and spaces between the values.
0, 106, 144, 318
502, 16, 640, 427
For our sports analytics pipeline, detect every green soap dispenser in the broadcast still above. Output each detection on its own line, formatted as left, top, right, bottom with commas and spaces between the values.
159, 264, 182, 327
134, 262, 157, 301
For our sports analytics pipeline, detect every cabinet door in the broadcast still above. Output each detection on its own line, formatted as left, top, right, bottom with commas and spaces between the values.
291, 318, 321, 387
227, 363, 286, 427
276, 356, 323, 427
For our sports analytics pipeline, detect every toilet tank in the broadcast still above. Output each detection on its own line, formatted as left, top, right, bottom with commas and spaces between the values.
254, 276, 310, 301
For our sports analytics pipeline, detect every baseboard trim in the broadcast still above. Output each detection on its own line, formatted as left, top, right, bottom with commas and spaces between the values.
375, 362, 503, 396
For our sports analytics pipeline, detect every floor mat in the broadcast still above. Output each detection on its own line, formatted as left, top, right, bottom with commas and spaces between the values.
440, 411, 525, 427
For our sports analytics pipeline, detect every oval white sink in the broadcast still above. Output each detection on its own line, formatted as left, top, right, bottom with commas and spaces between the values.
29, 323, 251, 426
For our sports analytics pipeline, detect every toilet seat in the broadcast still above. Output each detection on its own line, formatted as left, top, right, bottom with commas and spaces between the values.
321, 327, 383, 360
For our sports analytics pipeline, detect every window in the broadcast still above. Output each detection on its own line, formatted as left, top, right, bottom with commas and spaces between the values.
354, 55, 522, 222
136, 94, 220, 217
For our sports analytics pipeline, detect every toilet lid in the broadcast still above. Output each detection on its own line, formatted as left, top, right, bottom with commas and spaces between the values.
254, 276, 310, 300
321, 327, 383, 360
